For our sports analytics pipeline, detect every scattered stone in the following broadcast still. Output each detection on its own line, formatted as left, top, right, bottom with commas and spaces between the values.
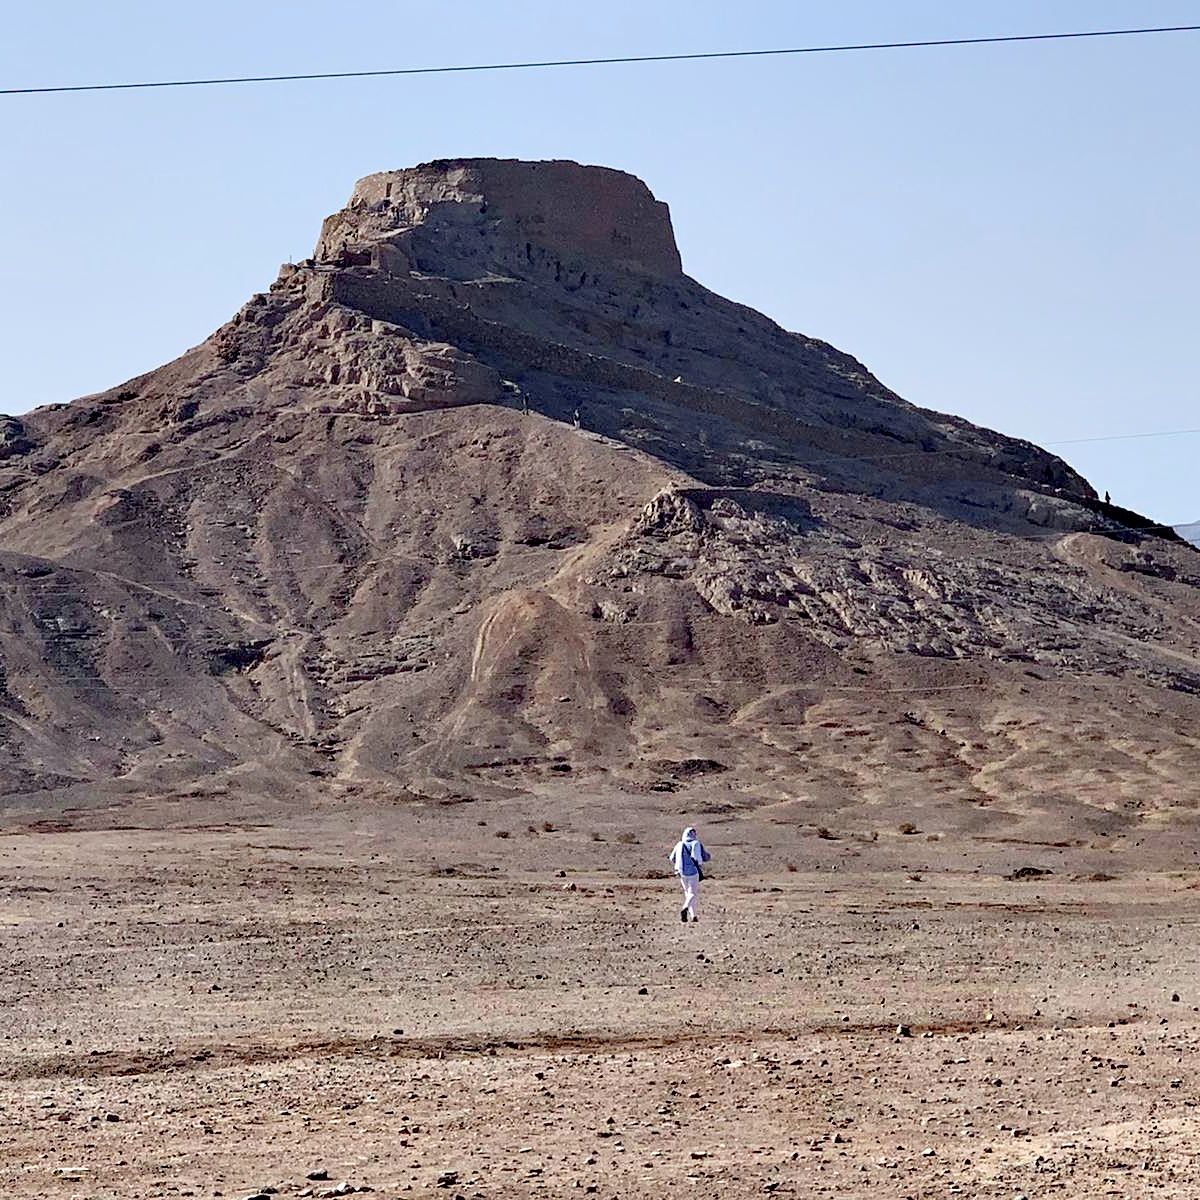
1007, 866, 1051, 880
435, 1172, 459, 1188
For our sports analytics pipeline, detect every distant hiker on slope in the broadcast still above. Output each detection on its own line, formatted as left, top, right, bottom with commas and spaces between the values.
669, 826, 710, 924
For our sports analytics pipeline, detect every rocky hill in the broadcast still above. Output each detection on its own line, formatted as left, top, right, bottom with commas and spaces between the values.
2, 158, 1198, 841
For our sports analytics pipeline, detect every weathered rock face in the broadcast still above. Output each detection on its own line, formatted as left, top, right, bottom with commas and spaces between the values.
315, 158, 683, 279
306, 160, 1092, 507
1, 158, 1198, 834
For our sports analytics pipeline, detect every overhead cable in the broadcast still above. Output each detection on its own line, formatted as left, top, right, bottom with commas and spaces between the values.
2, 24, 1198, 97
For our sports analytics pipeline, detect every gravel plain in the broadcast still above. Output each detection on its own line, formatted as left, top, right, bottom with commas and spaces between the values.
5, 796, 1200, 1198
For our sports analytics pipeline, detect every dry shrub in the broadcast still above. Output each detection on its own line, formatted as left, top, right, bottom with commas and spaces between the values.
899, 822, 918, 835
495, 830, 511, 839
615, 831, 638, 845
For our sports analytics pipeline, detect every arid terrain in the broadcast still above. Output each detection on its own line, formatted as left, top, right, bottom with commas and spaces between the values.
6, 798, 1200, 1198
4, 158, 1200, 1195
2, 158, 1198, 817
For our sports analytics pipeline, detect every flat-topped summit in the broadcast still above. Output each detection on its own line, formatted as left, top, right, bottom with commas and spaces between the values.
315, 158, 683, 279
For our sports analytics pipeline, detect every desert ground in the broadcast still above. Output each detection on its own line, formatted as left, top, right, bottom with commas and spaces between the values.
5, 788, 1200, 1199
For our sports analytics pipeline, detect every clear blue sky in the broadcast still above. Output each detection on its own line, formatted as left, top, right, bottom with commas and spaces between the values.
3, 1, 1197, 524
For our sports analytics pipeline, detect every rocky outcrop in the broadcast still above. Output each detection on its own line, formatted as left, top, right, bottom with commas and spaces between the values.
0, 158, 1197, 827
315, 158, 683, 279
305, 162, 1093, 509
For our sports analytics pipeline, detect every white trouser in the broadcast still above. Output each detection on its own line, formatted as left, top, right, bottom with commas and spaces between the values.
680, 873, 700, 916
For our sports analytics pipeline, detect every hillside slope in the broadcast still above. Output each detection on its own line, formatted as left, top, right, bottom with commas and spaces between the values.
1, 158, 1197, 841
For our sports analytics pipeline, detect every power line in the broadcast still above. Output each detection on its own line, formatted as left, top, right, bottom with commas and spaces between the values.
3, 25, 1198, 97
1046, 427, 1200, 447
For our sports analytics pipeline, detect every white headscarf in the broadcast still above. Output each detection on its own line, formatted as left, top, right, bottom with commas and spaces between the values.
670, 826, 708, 875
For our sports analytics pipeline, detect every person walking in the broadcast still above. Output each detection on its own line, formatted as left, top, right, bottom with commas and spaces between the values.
669, 826, 710, 923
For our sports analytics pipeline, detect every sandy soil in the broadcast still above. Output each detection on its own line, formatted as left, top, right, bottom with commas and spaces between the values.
5, 794, 1200, 1198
